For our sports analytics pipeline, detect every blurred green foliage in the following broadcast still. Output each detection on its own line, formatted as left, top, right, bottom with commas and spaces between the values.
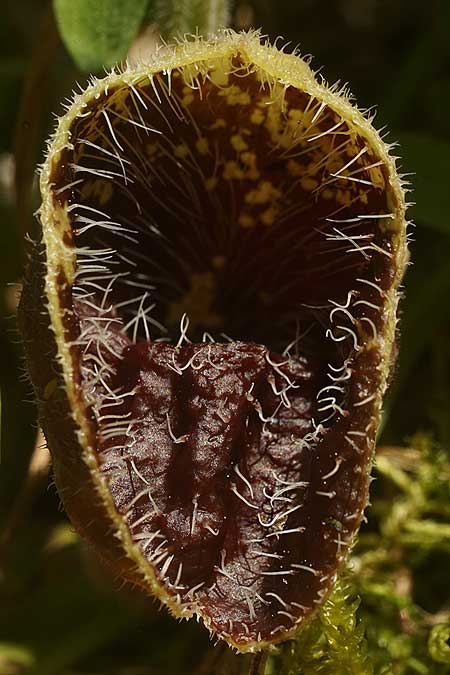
271, 578, 372, 675
53, 0, 150, 71
1, 1, 449, 674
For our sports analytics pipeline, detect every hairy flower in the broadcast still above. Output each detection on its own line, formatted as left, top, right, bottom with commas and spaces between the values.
19, 31, 408, 652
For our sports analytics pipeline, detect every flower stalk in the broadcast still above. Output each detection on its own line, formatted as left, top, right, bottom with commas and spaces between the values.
153, 0, 231, 39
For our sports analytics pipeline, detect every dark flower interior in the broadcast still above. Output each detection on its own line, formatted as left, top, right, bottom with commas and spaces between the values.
51, 54, 397, 646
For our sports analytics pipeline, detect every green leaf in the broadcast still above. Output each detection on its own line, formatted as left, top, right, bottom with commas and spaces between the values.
53, 0, 150, 71
396, 131, 450, 234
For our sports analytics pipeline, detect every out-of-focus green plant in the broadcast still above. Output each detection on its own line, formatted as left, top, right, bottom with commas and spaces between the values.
53, 0, 231, 72
428, 624, 450, 665
351, 434, 450, 674
53, 0, 151, 71
270, 578, 372, 675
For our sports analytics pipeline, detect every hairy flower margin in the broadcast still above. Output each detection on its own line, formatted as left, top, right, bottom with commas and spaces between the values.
19, 30, 408, 653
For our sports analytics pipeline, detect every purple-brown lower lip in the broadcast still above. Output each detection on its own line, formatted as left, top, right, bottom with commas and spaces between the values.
72, 289, 381, 644
27, 40, 405, 649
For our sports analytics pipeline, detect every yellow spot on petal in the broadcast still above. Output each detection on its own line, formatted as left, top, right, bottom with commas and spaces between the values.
288, 109, 303, 123
205, 176, 218, 191
182, 86, 194, 105
261, 206, 279, 226
245, 181, 281, 205
241, 151, 256, 166
223, 161, 244, 180
346, 140, 360, 157
221, 84, 251, 106
196, 137, 209, 155
231, 135, 249, 152
209, 118, 227, 130
336, 189, 351, 206
238, 213, 255, 228
287, 159, 303, 177
166, 272, 222, 331
250, 108, 264, 125
208, 65, 229, 87
300, 176, 319, 192
174, 144, 189, 158
240, 151, 259, 180
359, 191, 369, 204
370, 165, 385, 189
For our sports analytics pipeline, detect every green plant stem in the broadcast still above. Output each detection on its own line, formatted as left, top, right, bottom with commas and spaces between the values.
13, 6, 60, 242
152, 0, 230, 39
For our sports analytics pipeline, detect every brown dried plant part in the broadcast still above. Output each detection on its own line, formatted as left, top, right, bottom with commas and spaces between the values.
19, 31, 408, 652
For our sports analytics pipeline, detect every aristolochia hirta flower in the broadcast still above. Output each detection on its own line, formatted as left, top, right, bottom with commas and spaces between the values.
19, 30, 408, 652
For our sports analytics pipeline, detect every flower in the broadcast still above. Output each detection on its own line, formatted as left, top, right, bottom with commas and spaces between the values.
19, 30, 408, 652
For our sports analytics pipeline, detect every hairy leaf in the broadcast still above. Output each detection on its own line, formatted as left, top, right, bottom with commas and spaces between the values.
53, 0, 149, 70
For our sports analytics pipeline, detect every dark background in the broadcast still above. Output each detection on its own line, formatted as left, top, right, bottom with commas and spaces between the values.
1, 1, 449, 673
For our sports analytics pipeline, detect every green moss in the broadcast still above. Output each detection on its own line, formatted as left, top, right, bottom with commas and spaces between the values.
267, 433, 450, 675
349, 433, 450, 674
428, 625, 450, 665
269, 578, 371, 675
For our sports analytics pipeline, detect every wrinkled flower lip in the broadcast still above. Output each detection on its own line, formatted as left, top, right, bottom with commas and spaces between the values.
24, 30, 408, 652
